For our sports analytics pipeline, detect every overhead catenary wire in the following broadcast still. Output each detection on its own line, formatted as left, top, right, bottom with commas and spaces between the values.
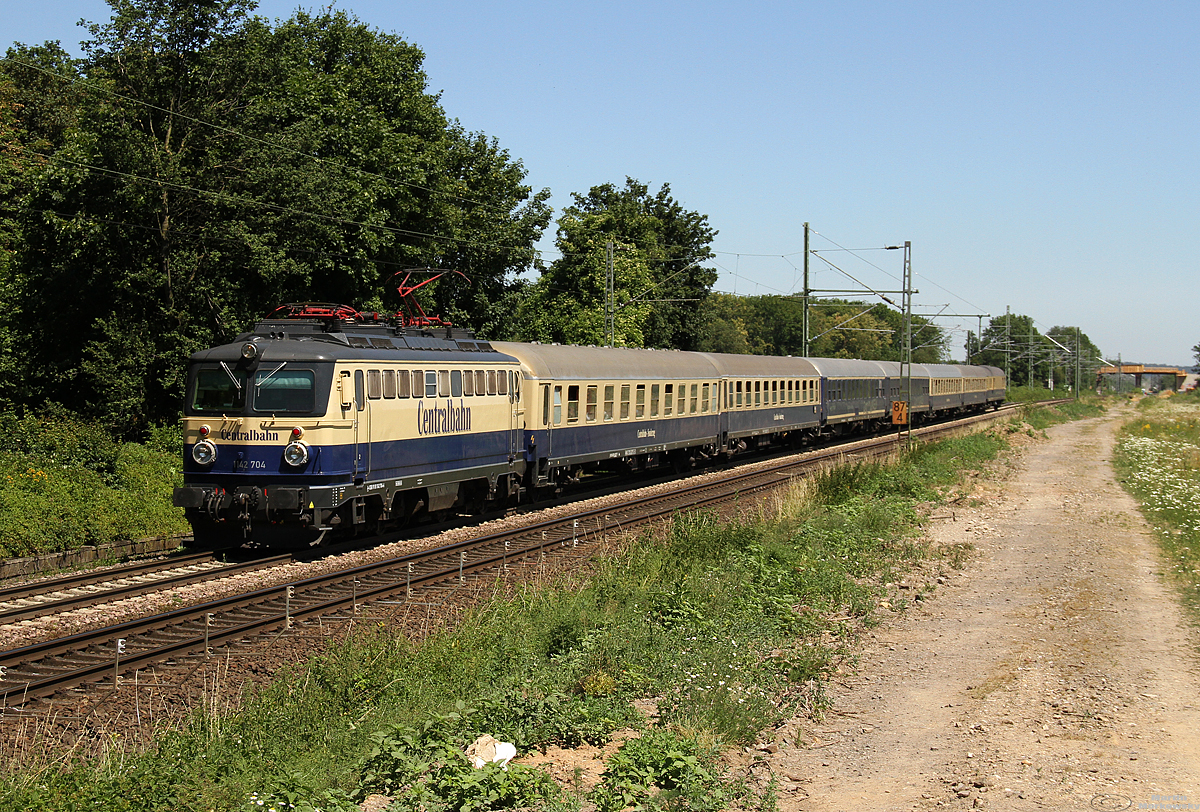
0, 54, 498, 211
14, 144, 538, 257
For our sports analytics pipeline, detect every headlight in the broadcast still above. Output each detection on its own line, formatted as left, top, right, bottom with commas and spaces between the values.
283, 441, 310, 467
192, 440, 217, 465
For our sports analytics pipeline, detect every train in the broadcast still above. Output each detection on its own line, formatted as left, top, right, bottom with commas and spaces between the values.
172, 302, 1005, 547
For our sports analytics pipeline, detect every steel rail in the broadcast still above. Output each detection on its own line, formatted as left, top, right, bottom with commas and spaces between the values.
0, 404, 1019, 706
0, 553, 295, 625
0, 552, 215, 603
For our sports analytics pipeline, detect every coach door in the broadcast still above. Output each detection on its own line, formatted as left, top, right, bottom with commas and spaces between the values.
509, 370, 522, 463
718, 379, 730, 452
352, 369, 371, 481
539, 382, 554, 482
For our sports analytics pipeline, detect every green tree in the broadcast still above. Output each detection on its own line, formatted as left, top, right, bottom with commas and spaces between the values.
1043, 326, 1102, 390
2, 2, 549, 433
695, 292, 753, 354
517, 212, 654, 346
976, 313, 1057, 386
695, 293, 947, 362
529, 178, 717, 349
808, 302, 892, 359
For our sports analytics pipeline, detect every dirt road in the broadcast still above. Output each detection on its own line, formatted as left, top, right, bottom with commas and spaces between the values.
767, 406, 1200, 811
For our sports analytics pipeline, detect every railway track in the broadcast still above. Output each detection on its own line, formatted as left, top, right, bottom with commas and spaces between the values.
0, 404, 1019, 708
0, 551, 295, 625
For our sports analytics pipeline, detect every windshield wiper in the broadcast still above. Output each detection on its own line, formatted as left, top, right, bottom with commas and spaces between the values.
255, 362, 288, 388
219, 362, 243, 391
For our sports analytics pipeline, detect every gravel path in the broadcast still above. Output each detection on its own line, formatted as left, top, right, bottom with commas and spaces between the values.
764, 404, 1200, 810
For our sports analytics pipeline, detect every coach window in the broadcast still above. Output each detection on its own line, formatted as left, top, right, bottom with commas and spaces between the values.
603, 385, 615, 421
398, 370, 411, 398
424, 371, 437, 399
542, 385, 551, 426
438, 371, 450, 397
498, 370, 508, 396
367, 370, 382, 400
451, 370, 463, 397
553, 386, 563, 425
354, 369, 366, 411
463, 370, 474, 396
664, 383, 674, 415
650, 384, 660, 417
475, 371, 486, 395
752, 380, 759, 406
635, 384, 646, 418
567, 385, 579, 422
735, 380, 742, 407
382, 370, 396, 399
620, 384, 631, 419
487, 370, 497, 395
688, 383, 697, 414
701, 383, 710, 413
586, 386, 597, 422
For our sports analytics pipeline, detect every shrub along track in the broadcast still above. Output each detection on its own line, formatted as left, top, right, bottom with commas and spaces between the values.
0, 405, 1019, 751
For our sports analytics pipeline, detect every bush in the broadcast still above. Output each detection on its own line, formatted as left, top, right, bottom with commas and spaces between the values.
592, 727, 726, 812
0, 412, 187, 557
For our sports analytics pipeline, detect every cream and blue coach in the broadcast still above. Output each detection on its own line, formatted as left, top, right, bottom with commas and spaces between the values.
491, 342, 725, 485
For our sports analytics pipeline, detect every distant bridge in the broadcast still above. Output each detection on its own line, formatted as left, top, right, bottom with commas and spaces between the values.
1095, 364, 1188, 391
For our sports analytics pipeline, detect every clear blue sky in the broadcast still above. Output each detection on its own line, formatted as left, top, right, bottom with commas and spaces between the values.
8, 0, 1199, 366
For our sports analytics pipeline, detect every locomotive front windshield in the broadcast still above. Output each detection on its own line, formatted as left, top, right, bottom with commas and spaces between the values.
192, 367, 247, 412
253, 369, 315, 412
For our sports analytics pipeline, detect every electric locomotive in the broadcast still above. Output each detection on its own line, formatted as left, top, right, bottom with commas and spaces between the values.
172, 303, 525, 547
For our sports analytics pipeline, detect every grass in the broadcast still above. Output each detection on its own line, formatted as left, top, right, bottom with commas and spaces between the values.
0, 428, 1015, 812
1016, 395, 1107, 431
1113, 391, 1200, 621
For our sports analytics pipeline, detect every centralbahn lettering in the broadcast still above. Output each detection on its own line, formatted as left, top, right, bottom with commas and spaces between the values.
219, 429, 281, 442
417, 399, 472, 436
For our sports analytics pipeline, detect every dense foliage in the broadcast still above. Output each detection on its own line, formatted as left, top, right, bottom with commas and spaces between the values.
0, 411, 187, 557
0, 0, 551, 434
518, 178, 718, 349
968, 313, 1102, 387
696, 291, 950, 361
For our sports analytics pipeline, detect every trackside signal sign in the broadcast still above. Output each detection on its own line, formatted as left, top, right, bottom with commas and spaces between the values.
891, 400, 909, 425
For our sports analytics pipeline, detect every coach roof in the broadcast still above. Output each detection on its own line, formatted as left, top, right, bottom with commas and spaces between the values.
491, 342, 721, 381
